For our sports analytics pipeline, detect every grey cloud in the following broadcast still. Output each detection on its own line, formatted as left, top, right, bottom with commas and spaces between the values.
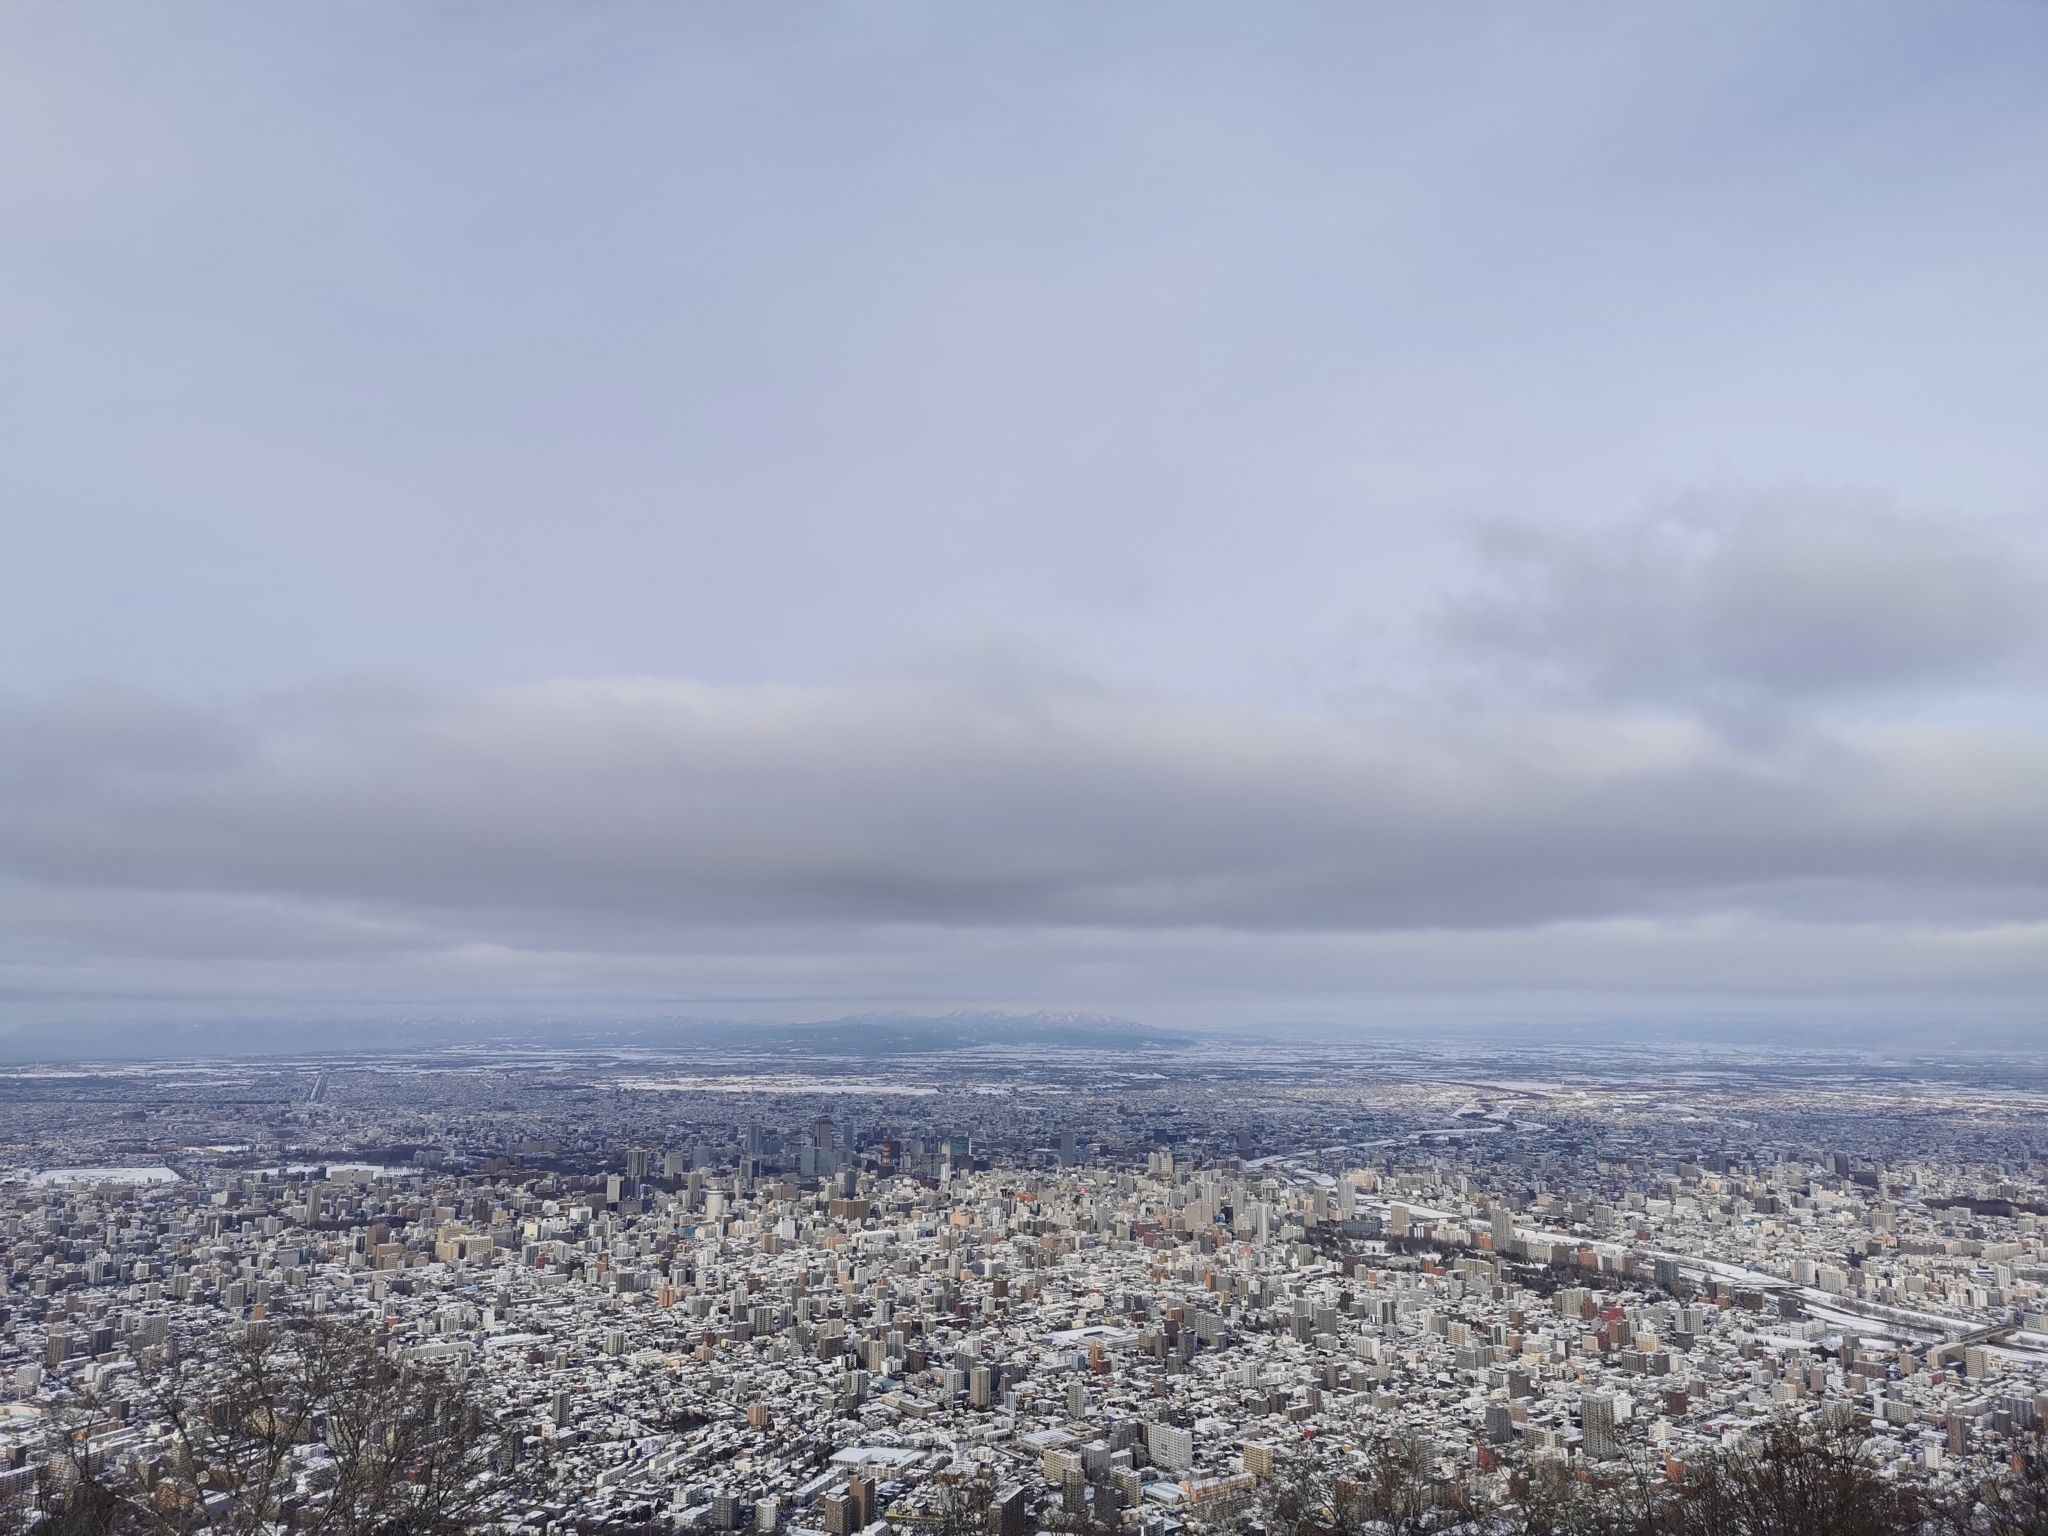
8, 907, 2048, 1035
1440, 491, 2046, 714
3, 672, 2046, 947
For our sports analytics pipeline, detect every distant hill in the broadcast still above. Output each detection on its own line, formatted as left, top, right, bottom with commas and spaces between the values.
0, 1009, 1189, 1064
705, 1010, 1189, 1055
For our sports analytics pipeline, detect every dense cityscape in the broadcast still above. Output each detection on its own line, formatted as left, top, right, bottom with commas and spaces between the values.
3, 1030, 2045, 1534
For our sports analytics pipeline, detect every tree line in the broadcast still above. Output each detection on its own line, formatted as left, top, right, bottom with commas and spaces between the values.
1256, 1423, 2048, 1536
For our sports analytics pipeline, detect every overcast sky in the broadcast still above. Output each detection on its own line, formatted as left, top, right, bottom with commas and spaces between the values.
4, 3, 2047, 1038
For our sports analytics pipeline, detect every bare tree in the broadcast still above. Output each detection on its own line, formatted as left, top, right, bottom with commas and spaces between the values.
1495, 1450, 1667, 1536
1484, 1421, 1928, 1536
24, 1315, 539, 1536
1670, 1421, 1923, 1536
1938, 1452, 2048, 1536
1260, 1438, 1472, 1536
925, 1469, 1000, 1536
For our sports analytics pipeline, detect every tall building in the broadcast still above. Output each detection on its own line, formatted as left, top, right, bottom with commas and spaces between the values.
1581, 1394, 1617, 1460
822, 1479, 871, 1535
1096, 1479, 1125, 1526
1491, 1206, 1515, 1253
987, 1486, 1028, 1536
1146, 1423, 1194, 1472
1062, 1469, 1087, 1518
